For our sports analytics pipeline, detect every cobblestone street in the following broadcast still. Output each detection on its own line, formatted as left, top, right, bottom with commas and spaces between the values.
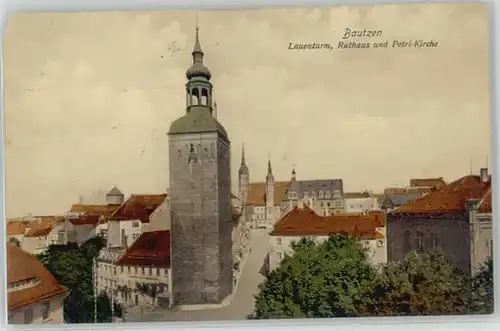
124, 229, 269, 322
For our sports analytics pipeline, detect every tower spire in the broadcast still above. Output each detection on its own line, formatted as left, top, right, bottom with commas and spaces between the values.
267, 156, 273, 175
193, 19, 203, 58
241, 143, 246, 165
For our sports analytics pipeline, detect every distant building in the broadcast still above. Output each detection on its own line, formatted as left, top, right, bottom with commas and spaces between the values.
381, 191, 424, 212
387, 168, 492, 276
409, 177, 446, 189
281, 168, 345, 217
268, 204, 387, 271
22, 217, 66, 255
7, 244, 68, 324
343, 191, 381, 213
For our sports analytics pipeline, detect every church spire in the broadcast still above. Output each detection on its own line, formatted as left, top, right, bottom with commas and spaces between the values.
239, 143, 249, 176
266, 156, 274, 182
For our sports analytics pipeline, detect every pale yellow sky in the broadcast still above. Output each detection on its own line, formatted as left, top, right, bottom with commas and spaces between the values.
3, 3, 491, 217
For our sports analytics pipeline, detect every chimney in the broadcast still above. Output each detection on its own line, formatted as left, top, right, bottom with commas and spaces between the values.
465, 199, 481, 211
480, 168, 489, 183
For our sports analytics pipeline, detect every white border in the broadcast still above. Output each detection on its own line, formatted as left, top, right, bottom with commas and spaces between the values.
0, 0, 499, 330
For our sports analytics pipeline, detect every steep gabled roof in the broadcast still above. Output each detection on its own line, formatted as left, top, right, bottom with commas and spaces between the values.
7, 245, 67, 311
391, 175, 491, 214
270, 206, 384, 238
115, 230, 171, 267
247, 181, 290, 205
110, 194, 167, 223
68, 215, 101, 227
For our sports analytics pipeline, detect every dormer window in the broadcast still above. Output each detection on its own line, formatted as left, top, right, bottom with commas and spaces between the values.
319, 190, 324, 199
311, 191, 316, 198
325, 191, 331, 198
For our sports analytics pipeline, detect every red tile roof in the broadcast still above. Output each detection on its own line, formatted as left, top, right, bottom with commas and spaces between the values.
248, 181, 290, 206
6, 222, 27, 236
115, 230, 171, 267
270, 205, 385, 238
391, 175, 492, 214
68, 215, 101, 227
7, 245, 67, 311
110, 194, 167, 223
24, 218, 63, 238
70, 204, 120, 216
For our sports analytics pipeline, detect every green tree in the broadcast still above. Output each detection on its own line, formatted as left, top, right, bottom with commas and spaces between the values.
370, 251, 469, 316
469, 258, 493, 314
252, 234, 378, 319
37, 237, 122, 323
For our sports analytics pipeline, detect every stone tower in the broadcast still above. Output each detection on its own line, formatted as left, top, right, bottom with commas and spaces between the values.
265, 159, 275, 219
167, 26, 233, 306
238, 144, 250, 206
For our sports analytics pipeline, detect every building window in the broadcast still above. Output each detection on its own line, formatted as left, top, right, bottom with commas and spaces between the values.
325, 191, 331, 198
320, 202, 324, 207
24, 308, 34, 324
311, 191, 316, 198
404, 230, 412, 252
277, 251, 284, 260
415, 231, 424, 253
121, 266, 124, 273
8, 313, 13, 324
430, 233, 439, 250
42, 302, 50, 320
488, 239, 493, 257
319, 190, 324, 198
276, 238, 282, 245
132, 222, 140, 228
376, 240, 384, 247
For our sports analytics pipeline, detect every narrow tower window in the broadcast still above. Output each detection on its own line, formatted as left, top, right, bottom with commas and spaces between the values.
201, 88, 209, 105
191, 88, 200, 105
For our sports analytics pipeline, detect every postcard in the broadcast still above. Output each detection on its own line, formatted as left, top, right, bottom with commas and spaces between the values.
3, 2, 493, 324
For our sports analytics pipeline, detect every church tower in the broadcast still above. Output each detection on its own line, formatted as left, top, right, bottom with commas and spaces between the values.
167, 26, 233, 306
265, 159, 275, 225
238, 144, 250, 206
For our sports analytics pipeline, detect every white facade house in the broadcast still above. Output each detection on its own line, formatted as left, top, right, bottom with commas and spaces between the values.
344, 193, 381, 213
7, 244, 68, 325
22, 218, 66, 255
96, 230, 172, 309
268, 205, 387, 272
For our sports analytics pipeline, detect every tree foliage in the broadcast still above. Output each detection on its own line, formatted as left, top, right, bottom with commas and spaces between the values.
37, 236, 123, 323
253, 235, 378, 318
251, 234, 494, 319
469, 258, 494, 314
